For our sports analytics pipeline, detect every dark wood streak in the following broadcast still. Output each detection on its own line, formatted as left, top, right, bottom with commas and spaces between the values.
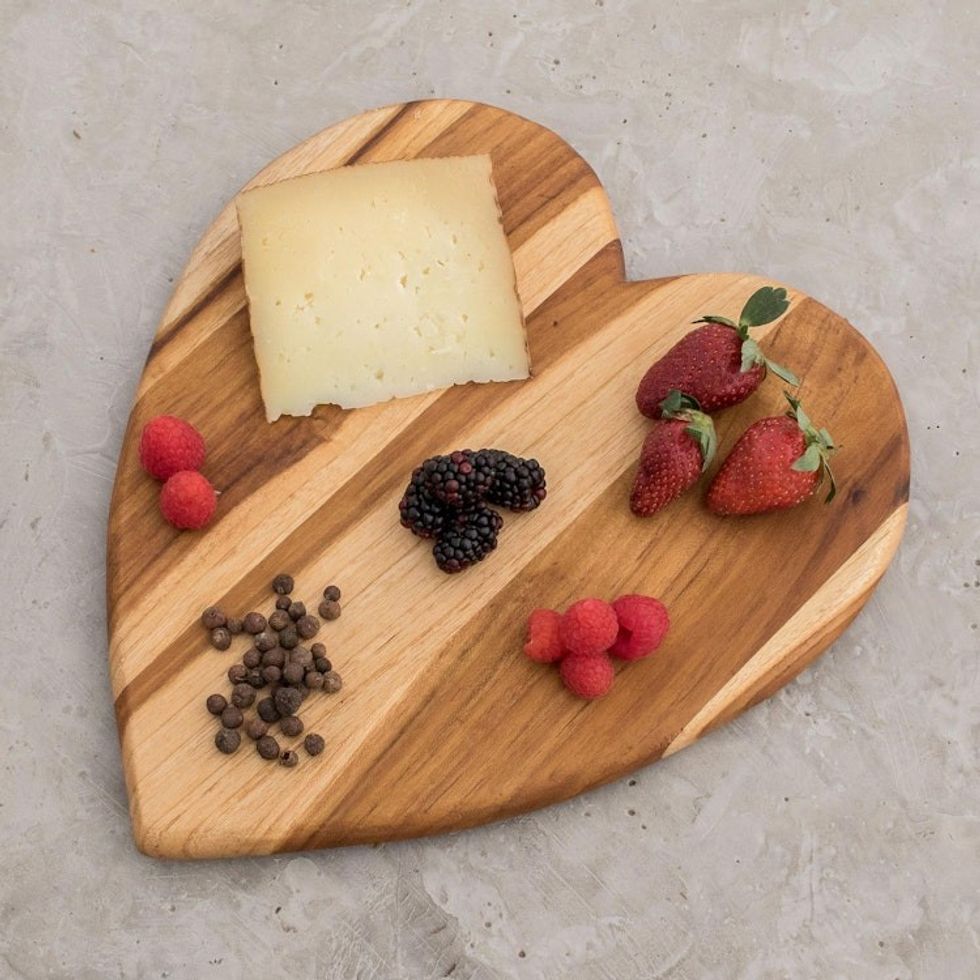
344, 100, 421, 164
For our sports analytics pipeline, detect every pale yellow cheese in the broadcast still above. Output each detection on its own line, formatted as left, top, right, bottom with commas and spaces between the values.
236, 155, 529, 421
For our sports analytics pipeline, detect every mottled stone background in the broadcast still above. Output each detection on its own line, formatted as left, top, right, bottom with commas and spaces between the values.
1, 1, 977, 977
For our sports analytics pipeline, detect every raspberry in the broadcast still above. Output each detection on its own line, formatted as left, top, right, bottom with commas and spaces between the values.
432, 504, 502, 573
559, 652, 615, 699
398, 468, 450, 539
159, 470, 216, 530
609, 595, 670, 661
481, 450, 547, 512
523, 608, 564, 663
559, 598, 618, 657
139, 415, 206, 481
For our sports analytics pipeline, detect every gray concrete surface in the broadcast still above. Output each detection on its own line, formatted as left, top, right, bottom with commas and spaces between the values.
1, 1, 978, 977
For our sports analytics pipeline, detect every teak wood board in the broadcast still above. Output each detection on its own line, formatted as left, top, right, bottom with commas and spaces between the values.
107, 99, 910, 859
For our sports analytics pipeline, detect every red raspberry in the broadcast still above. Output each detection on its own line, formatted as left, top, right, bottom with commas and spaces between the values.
160, 470, 216, 530
139, 415, 206, 481
560, 652, 614, 699
609, 595, 670, 661
523, 608, 564, 663
559, 598, 618, 657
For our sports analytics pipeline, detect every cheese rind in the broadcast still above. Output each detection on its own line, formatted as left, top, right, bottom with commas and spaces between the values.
236, 155, 529, 421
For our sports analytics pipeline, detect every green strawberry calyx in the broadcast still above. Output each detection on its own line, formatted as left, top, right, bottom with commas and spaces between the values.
694, 285, 800, 386
785, 392, 838, 502
659, 389, 718, 471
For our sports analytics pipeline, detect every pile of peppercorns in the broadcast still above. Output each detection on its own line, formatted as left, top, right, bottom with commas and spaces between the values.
202, 573, 344, 767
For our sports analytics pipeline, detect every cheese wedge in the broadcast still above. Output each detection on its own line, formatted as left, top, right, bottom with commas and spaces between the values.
236, 155, 529, 421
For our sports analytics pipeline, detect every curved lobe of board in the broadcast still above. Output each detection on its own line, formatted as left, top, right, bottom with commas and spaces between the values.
106, 100, 909, 858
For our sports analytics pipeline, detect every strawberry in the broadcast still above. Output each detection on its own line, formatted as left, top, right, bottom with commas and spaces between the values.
636, 286, 798, 418
706, 393, 837, 515
630, 390, 717, 516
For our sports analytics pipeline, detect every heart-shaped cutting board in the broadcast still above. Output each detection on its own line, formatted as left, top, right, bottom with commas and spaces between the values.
107, 99, 909, 859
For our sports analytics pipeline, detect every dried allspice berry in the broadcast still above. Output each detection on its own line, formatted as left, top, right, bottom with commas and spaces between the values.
282, 662, 305, 686
227, 663, 248, 685
280, 715, 304, 737
256, 735, 280, 760
304, 733, 325, 756
244, 717, 268, 740
287, 601, 306, 622
246, 668, 265, 689
289, 646, 313, 668
314, 656, 332, 674
243, 612, 267, 634
254, 631, 278, 653
205, 693, 227, 715
268, 609, 290, 632
318, 599, 341, 621
274, 687, 302, 717
272, 573, 294, 595
279, 750, 299, 768
261, 665, 282, 685
201, 606, 226, 629
275, 595, 292, 611
304, 671, 324, 690
226, 616, 244, 635
220, 705, 243, 729
215, 729, 241, 754
278, 626, 298, 650
231, 683, 256, 709
323, 671, 343, 694
296, 615, 320, 639
242, 648, 261, 669
261, 648, 285, 668
310, 642, 326, 657
210, 627, 232, 651
322, 585, 341, 602
256, 697, 279, 723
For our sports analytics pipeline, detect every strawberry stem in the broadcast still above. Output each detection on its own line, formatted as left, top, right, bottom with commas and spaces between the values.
785, 392, 838, 502
659, 390, 718, 469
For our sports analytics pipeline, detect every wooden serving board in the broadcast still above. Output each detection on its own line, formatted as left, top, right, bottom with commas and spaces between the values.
107, 99, 909, 859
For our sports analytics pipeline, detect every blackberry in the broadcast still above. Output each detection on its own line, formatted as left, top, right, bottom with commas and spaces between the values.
420, 450, 494, 508
399, 468, 450, 539
432, 504, 502, 574
481, 450, 548, 511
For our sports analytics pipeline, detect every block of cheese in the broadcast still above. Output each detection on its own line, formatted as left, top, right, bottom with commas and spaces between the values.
236, 155, 529, 422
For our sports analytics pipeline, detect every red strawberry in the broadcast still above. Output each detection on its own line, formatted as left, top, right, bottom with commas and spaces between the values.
630, 390, 717, 516
636, 286, 798, 418
706, 394, 837, 515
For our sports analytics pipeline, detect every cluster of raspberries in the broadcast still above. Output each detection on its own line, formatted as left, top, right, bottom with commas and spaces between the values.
399, 449, 547, 573
524, 595, 670, 699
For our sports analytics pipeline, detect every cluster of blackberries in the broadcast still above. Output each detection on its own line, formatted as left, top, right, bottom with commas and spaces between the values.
399, 449, 547, 573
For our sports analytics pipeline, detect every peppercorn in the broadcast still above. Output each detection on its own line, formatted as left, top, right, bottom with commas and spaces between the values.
323, 671, 343, 694
304, 733, 325, 756
246, 668, 265, 689
201, 606, 226, 629
226, 616, 244, 635
310, 642, 326, 657
272, 573, 294, 595
242, 647, 261, 669
322, 585, 341, 602
296, 615, 320, 639
256, 697, 279, 723
243, 612, 267, 634
274, 686, 302, 717
304, 671, 324, 690
227, 663, 248, 685
210, 627, 232, 651
254, 631, 277, 653
280, 715, 304, 737
261, 665, 282, 685
279, 750, 299, 768
289, 646, 313, 668
215, 729, 240, 754
244, 717, 268, 740
268, 609, 291, 632
261, 647, 285, 669
282, 662, 305, 686
287, 601, 306, 621
275, 595, 292, 611
314, 656, 332, 674
205, 693, 227, 715
231, 683, 256, 709
278, 626, 298, 649
220, 705, 243, 729
318, 599, 341, 621
256, 735, 279, 760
